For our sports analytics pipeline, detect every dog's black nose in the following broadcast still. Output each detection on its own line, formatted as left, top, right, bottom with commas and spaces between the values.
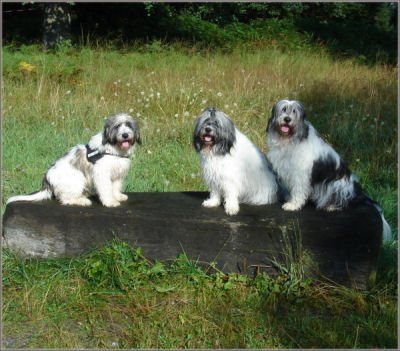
284, 117, 291, 124
122, 133, 129, 139
205, 127, 212, 133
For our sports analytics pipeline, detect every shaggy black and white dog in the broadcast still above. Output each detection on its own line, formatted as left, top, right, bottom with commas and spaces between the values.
266, 99, 391, 240
7, 113, 141, 207
193, 107, 285, 216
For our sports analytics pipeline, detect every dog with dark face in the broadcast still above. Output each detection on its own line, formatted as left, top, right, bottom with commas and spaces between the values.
266, 99, 391, 241
194, 107, 285, 216
7, 113, 141, 207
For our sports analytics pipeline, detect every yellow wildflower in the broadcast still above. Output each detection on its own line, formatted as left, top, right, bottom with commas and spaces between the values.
18, 61, 37, 74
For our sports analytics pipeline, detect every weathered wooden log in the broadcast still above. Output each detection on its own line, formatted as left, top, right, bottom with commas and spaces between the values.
2, 192, 382, 289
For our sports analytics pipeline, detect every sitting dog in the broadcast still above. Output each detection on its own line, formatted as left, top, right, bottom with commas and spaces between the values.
193, 107, 285, 215
7, 113, 141, 207
266, 99, 391, 241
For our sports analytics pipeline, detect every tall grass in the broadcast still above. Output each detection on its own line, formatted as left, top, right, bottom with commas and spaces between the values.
2, 44, 397, 209
1, 42, 398, 348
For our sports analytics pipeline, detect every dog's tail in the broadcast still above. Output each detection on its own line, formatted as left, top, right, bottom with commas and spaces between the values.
371, 202, 392, 242
353, 192, 392, 242
6, 179, 53, 205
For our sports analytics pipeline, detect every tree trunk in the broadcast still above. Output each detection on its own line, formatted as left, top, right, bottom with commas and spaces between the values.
42, 3, 72, 50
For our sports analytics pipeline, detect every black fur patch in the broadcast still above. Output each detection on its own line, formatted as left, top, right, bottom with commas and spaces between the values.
311, 154, 351, 186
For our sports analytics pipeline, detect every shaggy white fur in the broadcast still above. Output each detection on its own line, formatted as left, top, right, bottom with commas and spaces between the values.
194, 107, 284, 216
7, 113, 141, 207
266, 99, 392, 241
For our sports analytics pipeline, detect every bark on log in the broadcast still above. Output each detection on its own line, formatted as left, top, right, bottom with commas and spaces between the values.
2, 192, 382, 289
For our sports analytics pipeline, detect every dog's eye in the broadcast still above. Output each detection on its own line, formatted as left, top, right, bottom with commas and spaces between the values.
282, 107, 287, 112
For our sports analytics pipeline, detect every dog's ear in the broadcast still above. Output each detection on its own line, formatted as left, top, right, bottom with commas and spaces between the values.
295, 101, 306, 121
102, 125, 111, 145
293, 101, 309, 141
193, 134, 202, 152
193, 116, 203, 152
102, 116, 114, 145
266, 102, 279, 133
135, 130, 142, 145
214, 112, 236, 155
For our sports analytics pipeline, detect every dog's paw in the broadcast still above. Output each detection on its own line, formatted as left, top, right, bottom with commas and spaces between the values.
325, 204, 342, 212
103, 200, 121, 207
116, 193, 128, 202
202, 198, 221, 208
224, 202, 239, 216
282, 202, 302, 211
63, 197, 92, 207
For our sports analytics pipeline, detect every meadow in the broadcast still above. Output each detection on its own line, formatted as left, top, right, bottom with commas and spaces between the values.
1, 42, 398, 348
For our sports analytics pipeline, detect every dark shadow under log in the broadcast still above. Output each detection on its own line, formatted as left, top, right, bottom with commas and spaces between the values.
2, 192, 382, 289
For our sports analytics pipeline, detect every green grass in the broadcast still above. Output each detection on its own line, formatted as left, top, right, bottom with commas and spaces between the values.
2, 239, 397, 348
1, 42, 398, 348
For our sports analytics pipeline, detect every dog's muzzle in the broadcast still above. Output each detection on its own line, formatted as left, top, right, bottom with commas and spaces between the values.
278, 117, 293, 136
201, 128, 216, 146
118, 134, 133, 149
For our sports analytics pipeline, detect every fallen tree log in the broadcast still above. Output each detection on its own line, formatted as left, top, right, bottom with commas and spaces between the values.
2, 192, 382, 289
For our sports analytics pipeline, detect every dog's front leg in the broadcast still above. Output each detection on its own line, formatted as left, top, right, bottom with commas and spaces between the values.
93, 171, 120, 207
112, 179, 128, 202
202, 188, 222, 208
282, 185, 310, 211
223, 188, 240, 216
